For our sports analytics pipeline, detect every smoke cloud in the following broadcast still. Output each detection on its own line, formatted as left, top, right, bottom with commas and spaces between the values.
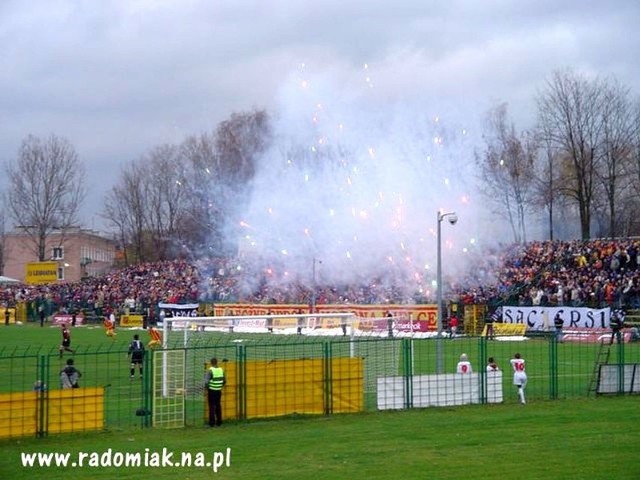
231, 62, 500, 300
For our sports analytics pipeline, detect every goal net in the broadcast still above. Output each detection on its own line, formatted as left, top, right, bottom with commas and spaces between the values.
162, 312, 358, 348
159, 313, 408, 410
152, 348, 186, 428
161, 312, 434, 348
158, 313, 358, 411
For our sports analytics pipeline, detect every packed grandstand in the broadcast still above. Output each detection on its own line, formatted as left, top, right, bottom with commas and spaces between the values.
1, 238, 639, 319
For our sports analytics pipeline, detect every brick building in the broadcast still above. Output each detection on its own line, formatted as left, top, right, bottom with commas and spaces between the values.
2, 228, 117, 283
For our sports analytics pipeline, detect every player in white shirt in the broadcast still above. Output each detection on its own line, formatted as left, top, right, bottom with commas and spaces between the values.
456, 353, 473, 374
486, 357, 499, 372
510, 352, 527, 404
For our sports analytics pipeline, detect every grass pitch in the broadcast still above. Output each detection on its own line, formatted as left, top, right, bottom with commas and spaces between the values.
1, 322, 639, 479
1, 396, 638, 479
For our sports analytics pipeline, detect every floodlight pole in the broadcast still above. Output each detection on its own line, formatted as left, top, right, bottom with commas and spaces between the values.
311, 257, 319, 313
436, 211, 457, 374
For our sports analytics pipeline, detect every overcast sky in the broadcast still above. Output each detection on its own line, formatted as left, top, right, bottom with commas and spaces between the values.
2, 0, 639, 231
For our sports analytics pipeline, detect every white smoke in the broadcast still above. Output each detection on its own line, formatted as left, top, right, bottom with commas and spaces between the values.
233, 62, 500, 299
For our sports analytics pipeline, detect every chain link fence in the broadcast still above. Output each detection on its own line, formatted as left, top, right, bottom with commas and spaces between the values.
1, 333, 638, 439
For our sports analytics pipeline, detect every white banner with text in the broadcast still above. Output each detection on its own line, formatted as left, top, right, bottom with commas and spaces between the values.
500, 306, 611, 330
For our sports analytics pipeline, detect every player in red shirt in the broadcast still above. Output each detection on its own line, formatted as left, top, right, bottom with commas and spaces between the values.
449, 316, 459, 338
59, 324, 76, 358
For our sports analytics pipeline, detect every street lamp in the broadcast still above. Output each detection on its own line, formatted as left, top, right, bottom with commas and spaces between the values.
436, 210, 457, 373
311, 257, 321, 313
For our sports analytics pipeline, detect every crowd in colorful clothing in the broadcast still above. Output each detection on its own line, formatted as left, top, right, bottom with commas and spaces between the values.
1, 239, 639, 317
454, 239, 640, 309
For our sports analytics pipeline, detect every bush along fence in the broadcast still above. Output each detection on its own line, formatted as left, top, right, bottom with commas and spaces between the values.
0, 334, 638, 439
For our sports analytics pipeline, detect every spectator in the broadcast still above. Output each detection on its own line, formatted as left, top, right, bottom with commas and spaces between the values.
610, 309, 625, 344
60, 358, 81, 389
449, 315, 459, 338
553, 312, 564, 343
1, 239, 640, 313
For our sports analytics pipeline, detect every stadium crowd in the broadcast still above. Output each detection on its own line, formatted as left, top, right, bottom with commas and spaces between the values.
1, 238, 639, 318
454, 238, 640, 309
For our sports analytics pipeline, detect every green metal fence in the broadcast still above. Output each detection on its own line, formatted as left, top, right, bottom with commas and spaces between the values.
0, 333, 638, 439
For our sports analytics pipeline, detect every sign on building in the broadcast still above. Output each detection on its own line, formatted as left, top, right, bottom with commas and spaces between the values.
25, 261, 58, 284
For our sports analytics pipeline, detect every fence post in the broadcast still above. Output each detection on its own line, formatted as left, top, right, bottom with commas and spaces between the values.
616, 340, 625, 394
402, 338, 413, 409
549, 333, 558, 399
37, 354, 48, 437
236, 344, 246, 420
323, 342, 332, 415
478, 336, 487, 404
141, 349, 152, 428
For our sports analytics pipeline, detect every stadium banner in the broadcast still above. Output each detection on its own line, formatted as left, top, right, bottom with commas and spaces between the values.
158, 303, 199, 318
210, 304, 438, 331
307, 316, 343, 329
561, 328, 633, 343
52, 313, 85, 326
354, 317, 431, 333
321, 305, 437, 328
1, 307, 16, 324
235, 318, 267, 329
25, 261, 58, 285
120, 314, 143, 327
481, 323, 527, 336
501, 306, 611, 330
324, 305, 437, 332
272, 316, 301, 327
211, 304, 308, 317
159, 303, 199, 329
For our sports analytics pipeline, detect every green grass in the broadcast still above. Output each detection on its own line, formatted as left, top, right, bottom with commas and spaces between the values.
1, 397, 638, 479
1, 322, 639, 479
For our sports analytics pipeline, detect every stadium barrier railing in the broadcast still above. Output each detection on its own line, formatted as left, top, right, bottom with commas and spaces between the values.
0, 333, 637, 439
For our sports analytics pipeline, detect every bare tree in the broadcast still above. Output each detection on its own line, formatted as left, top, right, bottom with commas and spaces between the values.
213, 109, 271, 253
102, 185, 131, 267
103, 160, 147, 263
621, 97, 640, 235
214, 109, 271, 187
531, 136, 563, 240
595, 80, 636, 237
178, 132, 221, 255
476, 103, 537, 243
0, 207, 6, 275
536, 69, 607, 239
4, 134, 86, 260
143, 144, 185, 260
634, 100, 640, 189
618, 98, 640, 236
102, 109, 272, 262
